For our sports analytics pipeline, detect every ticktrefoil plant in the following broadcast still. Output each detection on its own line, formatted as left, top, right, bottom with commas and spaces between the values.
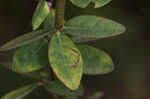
0, 0, 125, 99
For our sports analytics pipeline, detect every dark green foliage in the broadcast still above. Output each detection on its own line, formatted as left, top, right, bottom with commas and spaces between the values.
45, 80, 84, 96
43, 8, 55, 33
13, 39, 49, 73
0, 0, 126, 98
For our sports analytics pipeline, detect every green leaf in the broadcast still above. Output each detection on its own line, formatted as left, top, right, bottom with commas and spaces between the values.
32, 0, 49, 30
64, 15, 126, 38
70, 0, 111, 8
0, 30, 49, 51
43, 8, 55, 33
23, 67, 51, 80
1, 84, 36, 99
70, 0, 91, 8
45, 80, 84, 96
49, 33, 83, 90
62, 96, 77, 99
13, 39, 49, 73
78, 45, 113, 75
93, 0, 112, 8
88, 92, 104, 99
72, 36, 98, 43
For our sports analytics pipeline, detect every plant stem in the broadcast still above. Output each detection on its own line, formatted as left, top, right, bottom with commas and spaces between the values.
55, 0, 66, 31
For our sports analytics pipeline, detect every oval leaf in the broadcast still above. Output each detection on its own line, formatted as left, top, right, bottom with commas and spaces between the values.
45, 80, 84, 96
0, 30, 49, 51
1, 84, 36, 99
13, 39, 49, 72
32, 0, 49, 30
49, 33, 83, 90
70, 0, 91, 8
43, 8, 55, 33
78, 45, 113, 75
64, 15, 126, 38
72, 36, 98, 43
93, 0, 112, 8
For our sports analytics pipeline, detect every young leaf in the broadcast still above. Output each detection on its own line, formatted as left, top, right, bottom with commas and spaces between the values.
49, 33, 83, 90
13, 39, 49, 73
43, 8, 55, 32
78, 45, 113, 75
70, 0, 92, 8
93, 0, 112, 8
0, 30, 49, 51
64, 15, 126, 38
88, 92, 104, 99
45, 80, 84, 96
32, 0, 49, 30
1, 84, 36, 99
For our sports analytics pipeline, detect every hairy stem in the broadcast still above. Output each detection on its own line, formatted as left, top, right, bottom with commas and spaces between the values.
55, 0, 66, 31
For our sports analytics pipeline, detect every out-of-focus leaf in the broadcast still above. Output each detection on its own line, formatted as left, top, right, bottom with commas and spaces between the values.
93, 0, 112, 8
78, 45, 113, 75
88, 92, 104, 99
62, 96, 77, 99
1, 84, 37, 99
0, 30, 49, 51
49, 33, 83, 90
45, 80, 84, 96
13, 39, 49, 73
70, 0, 111, 8
43, 8, 55, 33
64, 15, 126, 38
23, 67, 51, 80
70, 0, 91, 8
32, 0, 49, 30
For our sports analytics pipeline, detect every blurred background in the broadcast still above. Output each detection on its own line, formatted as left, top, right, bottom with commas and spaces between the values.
0, 0, 150, 99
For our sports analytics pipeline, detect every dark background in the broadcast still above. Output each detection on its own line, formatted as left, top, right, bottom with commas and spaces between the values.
0, 0, 150, 99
